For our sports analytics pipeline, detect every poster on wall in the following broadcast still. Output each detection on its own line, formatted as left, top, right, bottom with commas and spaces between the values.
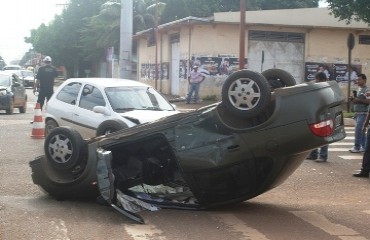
304, 62, 333, 81
161, 63, 169, 80
179, 60, 187, 79
332, 64, 361, 83
190, 56, 248, 76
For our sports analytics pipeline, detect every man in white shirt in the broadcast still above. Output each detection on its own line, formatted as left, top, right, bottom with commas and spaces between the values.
186, 66, 205, 104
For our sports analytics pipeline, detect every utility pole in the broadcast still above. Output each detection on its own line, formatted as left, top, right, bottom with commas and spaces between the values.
239, 0, 246, 70
120, 0, 133, 79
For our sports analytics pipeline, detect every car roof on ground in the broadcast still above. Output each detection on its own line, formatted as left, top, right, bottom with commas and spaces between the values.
65, 78, 152, 88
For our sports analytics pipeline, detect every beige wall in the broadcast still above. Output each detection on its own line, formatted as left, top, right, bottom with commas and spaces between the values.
136, 22, 370, 99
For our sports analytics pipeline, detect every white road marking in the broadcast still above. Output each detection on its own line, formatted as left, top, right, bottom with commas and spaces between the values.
329, 148, 359, 152
330, 143, 354, 146
212, 213, 268, 240
339, 156, 364, 160
124, 221, 167, 240
291, 211, 367, 239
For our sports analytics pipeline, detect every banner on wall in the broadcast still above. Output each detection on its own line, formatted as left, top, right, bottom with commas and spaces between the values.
191, 56, 248, 76
332, 64, 361, 83
304, 62, 333, 81
140, 63, 170, 80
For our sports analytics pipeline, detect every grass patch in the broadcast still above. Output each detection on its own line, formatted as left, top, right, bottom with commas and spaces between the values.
202, 95, 218, 101
343, 111, 355, 118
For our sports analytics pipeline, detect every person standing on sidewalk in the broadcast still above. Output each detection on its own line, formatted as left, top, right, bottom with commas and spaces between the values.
186, 65, 205, 104
306, 72, 329, 162
348, 74, 369, 153
33, 56, 58, 110
353, 97, 370, 178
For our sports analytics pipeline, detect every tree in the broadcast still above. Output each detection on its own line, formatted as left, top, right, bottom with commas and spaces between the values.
25, 0, 106, 77
325, 0, 370, 24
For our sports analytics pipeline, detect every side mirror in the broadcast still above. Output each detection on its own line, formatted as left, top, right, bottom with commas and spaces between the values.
93, 106, 110, 115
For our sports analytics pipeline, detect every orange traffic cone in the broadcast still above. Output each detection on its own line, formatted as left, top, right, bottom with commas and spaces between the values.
31, 103, 45, 139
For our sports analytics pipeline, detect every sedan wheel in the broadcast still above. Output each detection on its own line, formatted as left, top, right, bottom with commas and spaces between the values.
261, 68, 296, 90
45, 119, 59, 136
6, 99, 14, 115
44, 126, 86, 170
221, 70, 271, 118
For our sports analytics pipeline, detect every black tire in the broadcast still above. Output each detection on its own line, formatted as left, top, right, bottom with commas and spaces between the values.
18, 96, 27, 113
45, 119, 59, 136
44, 126, 87, 171
221, 70, 271, 118
29, 155, 99, 199
261, 68, 296, 90
6, 98, 14, 114
96, 119, 128, 136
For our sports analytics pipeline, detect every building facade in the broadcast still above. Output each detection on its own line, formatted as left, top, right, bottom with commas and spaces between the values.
134, 8, 370, 99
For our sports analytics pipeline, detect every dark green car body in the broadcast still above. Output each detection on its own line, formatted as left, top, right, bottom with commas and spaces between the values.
30, 70, 345, 223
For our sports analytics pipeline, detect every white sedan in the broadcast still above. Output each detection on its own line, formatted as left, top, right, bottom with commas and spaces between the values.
45, 78, 179, 139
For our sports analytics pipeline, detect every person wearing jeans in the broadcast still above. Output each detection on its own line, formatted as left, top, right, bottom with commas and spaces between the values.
349, 74, 369, 153
186, 65, 205, 104
353, 109, 370, 178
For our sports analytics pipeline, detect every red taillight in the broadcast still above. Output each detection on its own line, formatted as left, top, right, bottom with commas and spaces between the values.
309, 119, 334, 137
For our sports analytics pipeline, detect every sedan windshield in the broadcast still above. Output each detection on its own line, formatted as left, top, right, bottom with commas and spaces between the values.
105, 86, 174, 112
0, 75, 10, 87
21, 71, 34, 77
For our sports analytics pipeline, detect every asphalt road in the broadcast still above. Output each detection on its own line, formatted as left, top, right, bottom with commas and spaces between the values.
0, 88, 369, 240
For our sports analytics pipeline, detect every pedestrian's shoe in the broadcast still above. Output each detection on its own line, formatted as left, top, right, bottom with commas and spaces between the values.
353, 171, 369, 178
360, 147, 366, 152
315, 158, 327, 162
349, 147, 361, 153
306, 156, 317, 160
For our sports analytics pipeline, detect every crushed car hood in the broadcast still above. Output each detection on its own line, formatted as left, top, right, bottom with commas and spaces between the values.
120, 110, 180, 124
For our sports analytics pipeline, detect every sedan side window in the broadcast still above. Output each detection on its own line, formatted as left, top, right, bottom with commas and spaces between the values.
56, 82, 82, 105
79, 84, 105, 111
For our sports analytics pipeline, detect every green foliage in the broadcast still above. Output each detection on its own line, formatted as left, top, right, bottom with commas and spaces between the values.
24, 0, 320, 76
325, 0, 370, 24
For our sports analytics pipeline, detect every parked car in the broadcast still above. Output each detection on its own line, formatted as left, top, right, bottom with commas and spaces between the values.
18, 70, 35, 88
44, 78, 179, 139
0, 72, 27, 114
30, 69, 346, 223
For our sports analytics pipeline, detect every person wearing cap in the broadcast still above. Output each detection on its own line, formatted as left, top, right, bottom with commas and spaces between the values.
33, 56, 58, 110
186, 65, 205, 104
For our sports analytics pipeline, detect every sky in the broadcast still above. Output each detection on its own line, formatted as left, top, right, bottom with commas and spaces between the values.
0, 0, 65, 64
0, 0, 329, 65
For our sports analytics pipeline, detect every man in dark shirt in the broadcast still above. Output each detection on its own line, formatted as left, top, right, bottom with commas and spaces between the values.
33, 56, 58, 109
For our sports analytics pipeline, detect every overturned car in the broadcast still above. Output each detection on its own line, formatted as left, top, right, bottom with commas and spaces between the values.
30, 69, 346, 223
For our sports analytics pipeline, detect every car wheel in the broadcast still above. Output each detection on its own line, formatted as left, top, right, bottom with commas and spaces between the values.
96, 119, 129, 136
44, 126, 87, 171
221, 70, 271, 118
5, 98, 14, 115
19, 96, 27, 113
29, 155, 99, 199
261, 68, 296, 90
45, 119, 59, 136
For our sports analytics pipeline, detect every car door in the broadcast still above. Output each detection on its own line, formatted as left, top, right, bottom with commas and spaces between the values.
50, 81, 82, 129
73, 84, 110, 138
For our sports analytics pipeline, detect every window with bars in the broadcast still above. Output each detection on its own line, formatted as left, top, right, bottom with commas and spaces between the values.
249, 30, 305, 43
359, 35, 370, 45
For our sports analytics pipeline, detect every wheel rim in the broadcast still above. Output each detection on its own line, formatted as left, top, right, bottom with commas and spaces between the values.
47, 134, 73, 165
228, 77, 261, 110
45, 122, 57, 135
